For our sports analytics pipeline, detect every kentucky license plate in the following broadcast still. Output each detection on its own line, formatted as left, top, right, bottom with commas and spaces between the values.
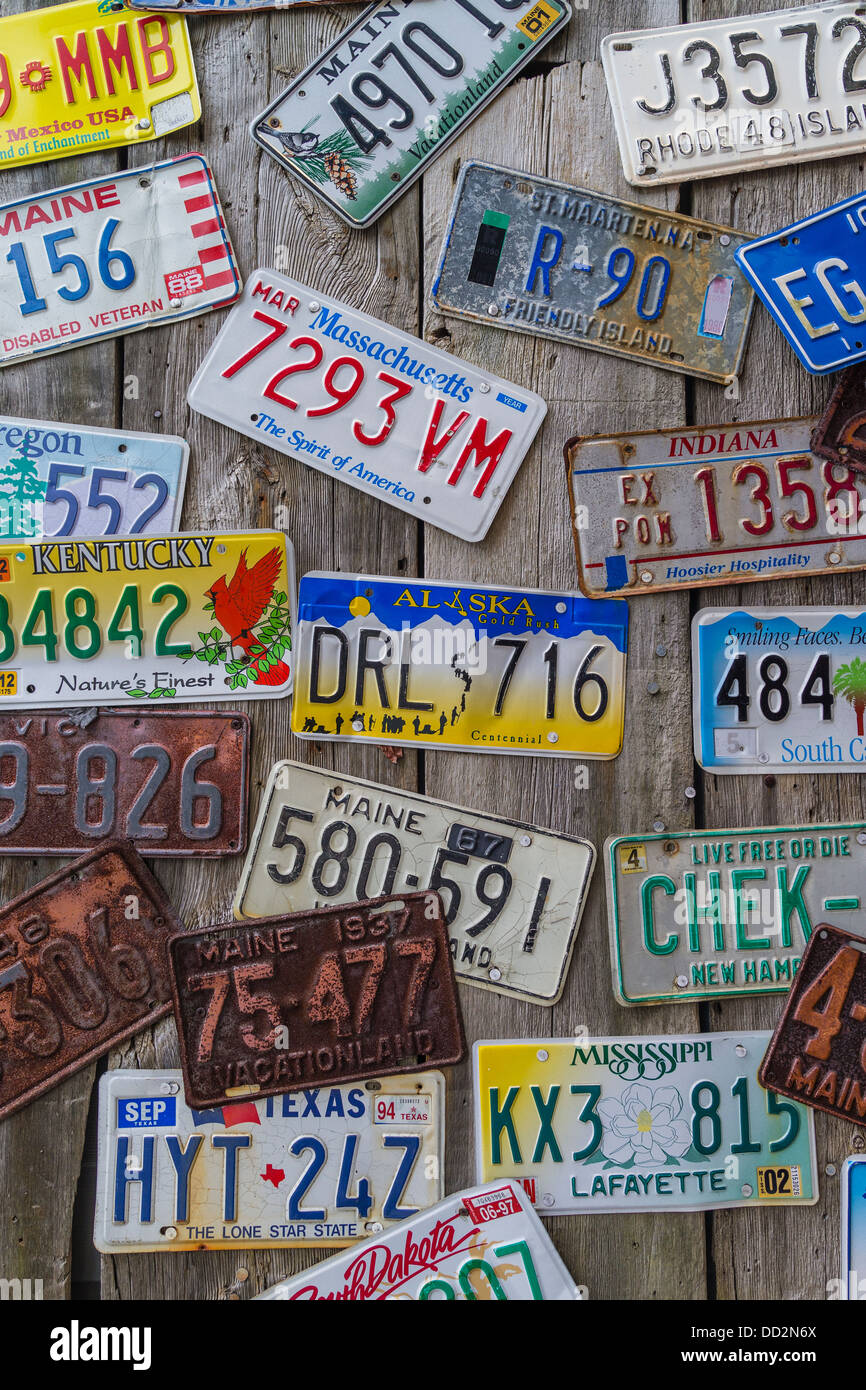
94, 1068, 444, 1252
474, 1035, 818, 1214
0, 155, 240, 368
234, 761, 596, 1005
187, 270, 546, 542
0, 528, 294, 709
841, 1156, 866, 1300
251, 0, 571, 229
431, 161, 755, 384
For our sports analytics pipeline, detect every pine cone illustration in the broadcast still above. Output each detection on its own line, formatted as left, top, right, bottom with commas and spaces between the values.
323, 152, 358, 201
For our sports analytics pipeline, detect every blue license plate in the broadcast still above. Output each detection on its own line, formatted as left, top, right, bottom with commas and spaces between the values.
842, 1156, 866, 1301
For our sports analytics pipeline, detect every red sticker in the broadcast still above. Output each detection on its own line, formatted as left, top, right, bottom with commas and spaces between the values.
463, 1187, 521, 1224
165, 266, 206, 299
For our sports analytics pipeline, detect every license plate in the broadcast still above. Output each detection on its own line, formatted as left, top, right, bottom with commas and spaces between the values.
168, 892, 466, 1109
187, 270, 546, 543
606, 823, 866, 1006
474, 1034, 818, 1213
0, 154, 240, 368
292, 572, 628, 759
431, 160, 755, 385
692, 606, 866, 774
251, 0, 571, 229
130, 0, 333, 8
812, 366, 866, 474
841, 1156, 866, 1300
94, 1067, 444, 1252
234, 760, 595, 1005
0, 841, 178, 1121
0, 528, 295, 708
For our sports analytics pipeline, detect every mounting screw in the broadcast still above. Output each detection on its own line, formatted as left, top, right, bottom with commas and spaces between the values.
536, 1048, 549, 1061
487, 303, 500, 317
647, 679, 660, 695
758, 752, 770, 764
479, 382, 490, 393
309, 301, 320, 312
684, 786, 696, 799
136, 118, 151, 131
547, 731, 558, 743
488, 967, 502, 982
675, 975, 688, 988
640, 570, 653, 584
519, 834, 532, 847
858, 831, 866, 845
828, 551, 842, 565
735, 1043, 747, 1057
652, 819, 665, 832
555, 602, 567, 614
656, 643, 667, 657
352, 719, 364, 731
826, 1163, 837, 1177
741, 1183, 753, 1197
541, 1193, 555, 1208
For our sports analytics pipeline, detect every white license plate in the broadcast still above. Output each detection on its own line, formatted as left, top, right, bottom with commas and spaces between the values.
235, 760, 595, 1005
841, 1156, 866, 1300
602, 2, 866, 186
0, 155, 240, 368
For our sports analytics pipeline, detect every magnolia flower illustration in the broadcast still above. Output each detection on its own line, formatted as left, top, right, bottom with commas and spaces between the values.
597, 1083, 691, 1167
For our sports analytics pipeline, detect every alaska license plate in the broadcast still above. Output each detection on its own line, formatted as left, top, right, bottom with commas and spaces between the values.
0, 154, 240, 368
234, 760, 595, 1005
0, 529, 294, 709
292, 572, 627, 759
94, 1068, 444, 1252
431, 161, 755, 384
841, 1156, 866, 1300
187, 270, 546, 543
474, 1034, 818, 1213
251, 0, 571, 229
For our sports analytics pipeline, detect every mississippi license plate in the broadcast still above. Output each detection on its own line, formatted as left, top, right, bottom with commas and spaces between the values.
0, 529, 295, 709
187, 270, 546, 543
474, 1034, 818, 1214
841, 1156, 866, 1299
606, 823, 866, 1006
234, 760, 596, 1005
94, 1068, 444, 1252
251, 0, 571, 229
292, 572, 628, 759
0, 155, 240, 368
692, 606, 866, 774
812, 366, 866, 473
431, 161, 755, 385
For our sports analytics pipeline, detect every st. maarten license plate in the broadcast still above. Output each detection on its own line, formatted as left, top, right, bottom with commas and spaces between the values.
292, 572, 628, 759
431, 160, 755, 384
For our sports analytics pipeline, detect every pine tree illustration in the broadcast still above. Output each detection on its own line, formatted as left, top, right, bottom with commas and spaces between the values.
323, 151, 358, 201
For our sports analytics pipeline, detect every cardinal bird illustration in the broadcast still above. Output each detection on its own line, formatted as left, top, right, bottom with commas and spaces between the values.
206, 547, 289, 687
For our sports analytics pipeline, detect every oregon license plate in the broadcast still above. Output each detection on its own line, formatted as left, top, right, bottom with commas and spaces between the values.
0, 529, 295, 708
187, 270, 546, 543
0, 155, 240, 368
473, 1034, 818, 1213
94, 1068, 444, 1252
431, 161, 755, 384
841, 1156, 866, 1299
234, 760, 596, 1005
251, 0, 571, 229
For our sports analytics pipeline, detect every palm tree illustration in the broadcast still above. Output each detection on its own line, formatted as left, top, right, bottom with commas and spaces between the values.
833, 657, 866, 735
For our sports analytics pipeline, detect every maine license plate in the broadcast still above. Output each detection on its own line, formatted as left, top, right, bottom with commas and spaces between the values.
234, 760, 596, 1006
94, 1068, 444, 1252
431, 161, 755, 384
187, 270, 546, 543
0, 529, 295, 709
251, 0, 571, 229
473, 1034, 818, 1214
841, 1156, 866, 1300
812, 365, 866, 474
292, 573, 628, 759
692, 606, 866, 774
0, 155, 240, 368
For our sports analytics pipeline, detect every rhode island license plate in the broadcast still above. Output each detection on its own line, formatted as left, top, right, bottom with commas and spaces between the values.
841, 1155, 866, 1299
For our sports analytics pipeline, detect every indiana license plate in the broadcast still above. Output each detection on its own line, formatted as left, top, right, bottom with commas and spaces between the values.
0, 154, 240, 368
431, 160, 755, 384
94, 1068, 444, 1252
187, 270, 546, 543
474, 1034, 818, 1213
251, 0, 571, 229
841, 1156, 866, 1299
812, 366, 866, 473
234, 760, 596, 1005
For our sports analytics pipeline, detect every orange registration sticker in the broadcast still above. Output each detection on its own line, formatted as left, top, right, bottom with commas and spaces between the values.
0, 671, 17, 694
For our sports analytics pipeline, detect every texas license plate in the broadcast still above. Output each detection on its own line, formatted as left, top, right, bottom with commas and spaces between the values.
606, 823, 866, 1006
0, 155, 240, 368
692, 606, 866, 774
812, 366, 866, 473
187, 270, 546, 543
94, 1068, 444, 1252
251, 0, 571, 229
841, 1156, 866, 1299
292, 572, 628, 759
0, 529, 294, 708
474, 1034, 818, 1213
234, 760, 596, 1005
431, 160, 755, 384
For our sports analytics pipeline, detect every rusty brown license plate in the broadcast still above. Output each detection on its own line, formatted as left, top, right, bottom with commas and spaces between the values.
0, 841, 179, 1121
169, 892, 466, 1109
812, 367, 866, 474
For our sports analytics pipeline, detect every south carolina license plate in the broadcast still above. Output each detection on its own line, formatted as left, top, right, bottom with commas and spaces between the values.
474, 1034, 818, 1213
94, 1068, 444, 1252
292, 572, 627, 758
187, 270, 546, 543
0, 529, 295, 708
841, 1156, 866, 1299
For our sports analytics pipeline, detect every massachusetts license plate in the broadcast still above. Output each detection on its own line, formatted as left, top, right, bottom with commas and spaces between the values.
841, 1156, 866, 1299
251, 0, 571, 229
474, 1034, 818, 1213
187, 270, 546, 543
812, 365, 866, 473
431, 160, 755, 384
0, 155, 240, 368
94, 1068, 444, 1252
292, 572, 628, 759
234, 760, 596, 1005
692, 606, 866, 774
0, 529, 294, 708
606, 823, 866, 1007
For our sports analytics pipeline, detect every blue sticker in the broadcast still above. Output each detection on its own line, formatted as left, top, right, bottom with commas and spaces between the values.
117, 1097, 177, 1129
496, 393, 528, 412
604, 555, 629, 591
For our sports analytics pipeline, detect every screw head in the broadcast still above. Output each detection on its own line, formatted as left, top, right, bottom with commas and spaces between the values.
828, 550, 842, 565
487, 303, 500, 317
675, 975, 688, 988
519, 833, 531, 847
555, 602, 567, 614
541, 1193, 555, 1208
655, 643, 667, 657
758, 752, 770, 764
479, 382, 490, 393
684, 785, 696, 799
164, 1225, 177, 1239
488, 967, 502, 982
720, 234, 731, 246
640, 570, 653, 584
825, 1163, 837, 1177
735, 1043, 747, 1057
352, 719, 364, 731
740, 1184, 753, 1198
136, 117, 151, 130
646, 679, 660, 695
547, 731, 558, 743
536, 1048, 549, 1061
858, 831, 866, 845
652, 819, 665, 832
170, 297, 183, 310
309, 300, 320, 312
